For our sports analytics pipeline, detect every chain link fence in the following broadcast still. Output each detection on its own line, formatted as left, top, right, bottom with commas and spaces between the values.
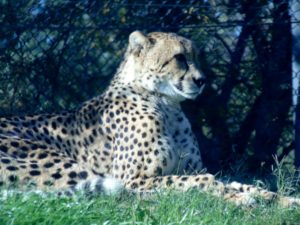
0, 0, 300, 173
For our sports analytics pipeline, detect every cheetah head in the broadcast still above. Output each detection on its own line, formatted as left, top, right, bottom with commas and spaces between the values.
120, 31, 206, 101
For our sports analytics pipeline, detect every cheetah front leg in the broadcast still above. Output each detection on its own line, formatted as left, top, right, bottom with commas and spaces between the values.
123, 174, 254, 206
111, 105, 299, 207
225, 181, 300, 207
123, 174, 300, 207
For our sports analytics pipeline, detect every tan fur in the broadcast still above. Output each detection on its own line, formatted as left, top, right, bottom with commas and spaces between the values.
0, 31, 299, 207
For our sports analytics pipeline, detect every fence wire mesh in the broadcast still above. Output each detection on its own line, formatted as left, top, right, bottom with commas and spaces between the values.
0, 0, 300, 172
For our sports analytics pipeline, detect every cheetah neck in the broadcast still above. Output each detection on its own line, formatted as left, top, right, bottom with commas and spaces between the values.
111, 63, 181, 107
115, 56, 140, 85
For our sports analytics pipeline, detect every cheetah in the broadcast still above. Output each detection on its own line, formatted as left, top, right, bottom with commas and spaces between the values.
0, 31, 299, 207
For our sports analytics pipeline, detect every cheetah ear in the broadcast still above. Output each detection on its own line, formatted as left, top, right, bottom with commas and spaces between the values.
128, 31, 150, 56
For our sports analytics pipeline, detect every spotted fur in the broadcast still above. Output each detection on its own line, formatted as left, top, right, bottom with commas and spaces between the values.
0, 31, 299, 207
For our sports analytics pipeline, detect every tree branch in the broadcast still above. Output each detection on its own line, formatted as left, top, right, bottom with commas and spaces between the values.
278, 142, 295, 162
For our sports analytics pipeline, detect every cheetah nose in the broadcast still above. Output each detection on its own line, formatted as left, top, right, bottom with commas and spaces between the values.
193, 77, 206, 88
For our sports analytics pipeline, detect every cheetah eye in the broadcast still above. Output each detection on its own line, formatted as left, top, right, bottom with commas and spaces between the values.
174, 54, 188, 70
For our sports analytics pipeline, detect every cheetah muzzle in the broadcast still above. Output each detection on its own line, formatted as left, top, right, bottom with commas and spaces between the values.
0, 31, 299, 207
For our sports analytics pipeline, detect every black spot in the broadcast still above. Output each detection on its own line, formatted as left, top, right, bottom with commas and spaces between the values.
174, 130, 180, 136
54, 159, 61, 163
57, 135, 63, 142
44, 180, 53, 186
10, 141, 19, 148
166, 177, 173, 186
162, 157, 167, 166
61, 128, 67, 134
181, 176, 188, 181
109, 112, 114, 118
21, 146, 29, 151
202, 176, 209, 181
52, 173, 62, 179
29, 170, 41, 176
44, 162, 54, 168
0, 145, 8, 153
155, 167, 163, 175
177, 117, 184, 122
38, 153, 48, 159
89, 135, 94, 143
31, 144, 38, 150
69, 171, 77, 179
104, 143, 111, 149
131, 125, 136, 131
30, 164, 38, 169
64, 163, 72, 169
92, 129, 97, 137
78, 171, 88, 180
51, 121, 57, 130
25, 130, 34, 137
103, 151, 110, 156
130, 182, 138, 189
19, 153, 28, 159
9, 175, 18, 182
43, 127, 49, 135
0, 123, 8, 128
1, 158, 11, 164
7, 166, 18, 171
67, 180, 77, 186
148, 115, 154, 120
45, 138, 52, 145
106, 127, 111, 134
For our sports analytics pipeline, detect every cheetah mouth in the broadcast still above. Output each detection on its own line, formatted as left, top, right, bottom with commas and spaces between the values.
170, 83, 201, 99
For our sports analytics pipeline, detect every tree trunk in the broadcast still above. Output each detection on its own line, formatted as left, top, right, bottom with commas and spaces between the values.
249, 0, 292, 171
296, 98, 300, 169
292, 0, 300, 170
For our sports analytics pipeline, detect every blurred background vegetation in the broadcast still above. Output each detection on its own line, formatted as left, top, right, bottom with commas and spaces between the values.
0, 0, 300, 175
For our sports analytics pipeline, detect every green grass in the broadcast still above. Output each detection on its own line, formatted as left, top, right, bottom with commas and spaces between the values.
0, 190, 300, 225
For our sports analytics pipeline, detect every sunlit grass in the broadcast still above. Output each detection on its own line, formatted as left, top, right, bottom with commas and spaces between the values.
0, 188, 299, 225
